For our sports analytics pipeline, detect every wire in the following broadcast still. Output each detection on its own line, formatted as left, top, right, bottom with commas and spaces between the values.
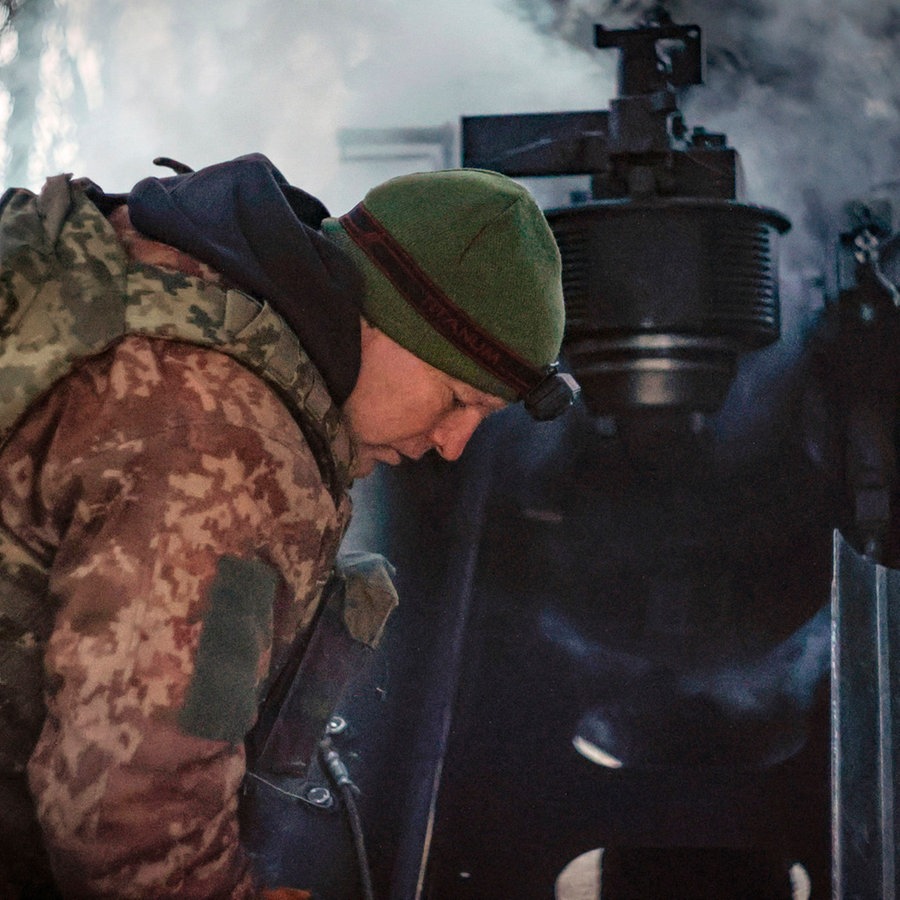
338, 781, 375, 900
244, 770, 309, 802
319, 739, 375, 900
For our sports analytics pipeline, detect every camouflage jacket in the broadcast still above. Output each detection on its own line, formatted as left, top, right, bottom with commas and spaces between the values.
0, 177, 357, 897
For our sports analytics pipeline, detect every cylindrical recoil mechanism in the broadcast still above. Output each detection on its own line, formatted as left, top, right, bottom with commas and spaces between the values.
547, 198, 790, 414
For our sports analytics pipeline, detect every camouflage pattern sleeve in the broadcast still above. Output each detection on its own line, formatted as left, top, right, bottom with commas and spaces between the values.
0, 335, 348, 898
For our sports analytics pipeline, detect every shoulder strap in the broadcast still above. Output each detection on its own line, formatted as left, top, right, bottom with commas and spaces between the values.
0, 175, 354, 500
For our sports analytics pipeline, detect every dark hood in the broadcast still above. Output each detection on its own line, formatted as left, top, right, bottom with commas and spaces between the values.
93, 153, 363, 404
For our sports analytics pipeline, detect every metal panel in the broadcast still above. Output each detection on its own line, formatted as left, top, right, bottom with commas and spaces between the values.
832, 530, 900, 899
461, 111, 609, 176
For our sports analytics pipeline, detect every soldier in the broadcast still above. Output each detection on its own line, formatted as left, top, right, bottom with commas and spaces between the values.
0, 153, 574, 897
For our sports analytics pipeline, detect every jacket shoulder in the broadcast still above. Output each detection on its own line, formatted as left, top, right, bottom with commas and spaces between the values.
0, 176, 128, 447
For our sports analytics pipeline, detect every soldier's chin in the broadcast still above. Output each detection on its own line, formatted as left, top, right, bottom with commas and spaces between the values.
351, 453, 378, 479
352, 447, 390, 478
352, 446, 404, 478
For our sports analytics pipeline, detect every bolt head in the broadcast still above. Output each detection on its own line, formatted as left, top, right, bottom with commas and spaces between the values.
326, 716, 348, 735
305, 786, 333, 807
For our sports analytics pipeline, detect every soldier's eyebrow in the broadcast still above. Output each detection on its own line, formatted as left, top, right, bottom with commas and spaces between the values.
466, 389, 507, 412
444, 374, 508, 413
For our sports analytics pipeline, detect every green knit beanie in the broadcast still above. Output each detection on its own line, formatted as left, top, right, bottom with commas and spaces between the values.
322, 168, 565, 403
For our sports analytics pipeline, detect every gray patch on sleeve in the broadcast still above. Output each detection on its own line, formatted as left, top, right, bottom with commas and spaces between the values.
179, 555, 276, 744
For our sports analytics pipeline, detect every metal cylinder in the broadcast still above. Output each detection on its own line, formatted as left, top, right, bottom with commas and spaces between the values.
547, 198, 790, 413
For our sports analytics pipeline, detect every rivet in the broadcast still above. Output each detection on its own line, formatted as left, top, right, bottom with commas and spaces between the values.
305, 786, 333, 807
326, 715, 348, 735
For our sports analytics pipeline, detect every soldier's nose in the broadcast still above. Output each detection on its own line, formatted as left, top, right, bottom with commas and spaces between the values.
433, 409, 483, 461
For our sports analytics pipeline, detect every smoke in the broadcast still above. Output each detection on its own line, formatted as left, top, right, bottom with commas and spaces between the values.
681, 604, 831, 716
540, 603, 831, 717
10, 0, 889, 278
0, 0, 606, 213
542, 604, 831, 767
507, 0, 900, 284
6, 0, 897, 280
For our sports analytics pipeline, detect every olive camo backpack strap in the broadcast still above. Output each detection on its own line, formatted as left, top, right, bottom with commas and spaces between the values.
0, 175, 128, 448
0, 174, 355, 495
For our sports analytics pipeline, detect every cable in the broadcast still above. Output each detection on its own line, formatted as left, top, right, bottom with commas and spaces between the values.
319, 739, 375, 900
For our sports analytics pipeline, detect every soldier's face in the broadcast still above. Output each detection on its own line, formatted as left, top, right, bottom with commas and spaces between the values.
343, 321, 507, 478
